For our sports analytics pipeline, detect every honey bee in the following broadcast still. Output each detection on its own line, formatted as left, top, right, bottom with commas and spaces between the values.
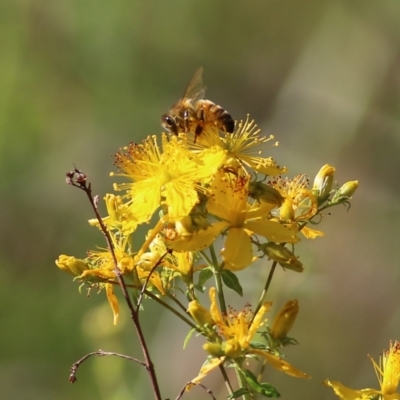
161, 67, 234, 141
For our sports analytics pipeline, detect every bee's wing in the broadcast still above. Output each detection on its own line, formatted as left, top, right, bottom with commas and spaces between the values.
182, 67, 206, 102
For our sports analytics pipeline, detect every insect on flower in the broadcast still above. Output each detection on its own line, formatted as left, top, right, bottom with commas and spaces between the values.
161, 67, 234, 142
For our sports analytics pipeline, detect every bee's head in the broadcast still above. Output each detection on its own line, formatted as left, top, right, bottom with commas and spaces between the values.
161, 114, 178, 135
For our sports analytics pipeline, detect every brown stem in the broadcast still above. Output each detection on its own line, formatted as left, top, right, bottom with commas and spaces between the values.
67, 168, 162, 400
70, 349, 145, 383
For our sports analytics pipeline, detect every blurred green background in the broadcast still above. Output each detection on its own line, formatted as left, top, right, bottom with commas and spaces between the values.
2, 1, 400, 399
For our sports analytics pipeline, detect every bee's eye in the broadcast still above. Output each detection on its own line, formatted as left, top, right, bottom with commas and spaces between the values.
161, 114, 178, 135
162, 115, 175, 127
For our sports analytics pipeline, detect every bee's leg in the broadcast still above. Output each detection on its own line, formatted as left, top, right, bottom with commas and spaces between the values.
194, 109, 205, 143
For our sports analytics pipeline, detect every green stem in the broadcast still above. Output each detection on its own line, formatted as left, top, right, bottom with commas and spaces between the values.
107, 280, 199, 332
209, 244, 227, 314
235, 363, 250, 400
145, 291, 198, 331
254, 261, 277, 316
219, 365, 234, 396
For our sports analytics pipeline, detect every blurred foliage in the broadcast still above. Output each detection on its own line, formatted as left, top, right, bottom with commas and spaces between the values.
1, 0, 400, 399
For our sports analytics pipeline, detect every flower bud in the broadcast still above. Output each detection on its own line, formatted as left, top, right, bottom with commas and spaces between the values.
187, 300, 214, 327
55, 255, 89, 276
175, 252, 193, 280
331, 180, 359, 204
223, 339, 242, 359
248, 181, 285, 207
261, 243, 303, 272
203, 342, 224, 357
270, 300, 299, 340
312, 164, 335, 203
175, 216, 193, 237
104, 193, 120, 221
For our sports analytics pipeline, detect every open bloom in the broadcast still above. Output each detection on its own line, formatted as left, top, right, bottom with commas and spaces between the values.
113, 134, 226, 223
189, 288, 309, 388
206, 170, 298, 270
190, 116, 287, 176
271, 174, 323, 239
325, 340, 400, 399
88, 194, 138, 236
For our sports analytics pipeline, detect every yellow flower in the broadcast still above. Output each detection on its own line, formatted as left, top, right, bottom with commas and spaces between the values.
86, 231, 165, 289
166, 220, 228, 253
190, 116, 287, 176
55, 255, 89, 276
271, 174, 323, 239
189, 288, 309, 388
88, 194, 138, 236
208, 287, 271, 355
187, 300, 214, 328
113, 134, 225, 223
221, 116, 286, 175
325, 341, 400, 399
206, 171, 298, 270
81, 235, 135, 280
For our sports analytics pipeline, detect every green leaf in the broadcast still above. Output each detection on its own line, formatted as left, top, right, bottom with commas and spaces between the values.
221, 270, 243, 296
228, 388, 250, 399
192, 283, 205, 293
183, 328, 196, 349
249, 341, 269, 350
197, 268, 213, 287
242, 369, 280, 398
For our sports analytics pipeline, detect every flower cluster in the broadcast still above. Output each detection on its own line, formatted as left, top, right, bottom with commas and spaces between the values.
56, 115, 362, 397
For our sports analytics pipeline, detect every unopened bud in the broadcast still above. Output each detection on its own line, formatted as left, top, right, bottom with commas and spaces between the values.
270, 300, 299, 340
332, 180, 359, 204
249, 181, 285, 207
223, 339, 242, 359
203, 342, 224, 357
176, 216, 193, 237
187, 301, 214, 327
55, 255, 89, 276
312, 164, 335, 203
105, 193, 120, 221
261, 243, 303, 272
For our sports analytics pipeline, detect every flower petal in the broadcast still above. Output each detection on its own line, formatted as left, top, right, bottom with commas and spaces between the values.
188, 357, 225, 390
222, 228, 253, 270
323, 380, 380, 400
251, 349, 310, 379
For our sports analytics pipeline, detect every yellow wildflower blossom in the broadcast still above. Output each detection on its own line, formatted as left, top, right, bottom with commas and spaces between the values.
206, 170, 298, 270
271, 174, 323, 239
190, 116, 286, 176
113, 134, 226, 223
325, 340, 400, 399
88, 194, 138, 236
189, 288, 309, 388
222, 116, 286, 175
55, 255, 89, 276
81, 235, 134, 280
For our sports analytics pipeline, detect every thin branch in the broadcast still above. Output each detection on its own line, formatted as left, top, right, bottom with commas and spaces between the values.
254, 260, 277, 317
175, 382, 217, 400
69, 349, 145, 383
66, 168, 162, 400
